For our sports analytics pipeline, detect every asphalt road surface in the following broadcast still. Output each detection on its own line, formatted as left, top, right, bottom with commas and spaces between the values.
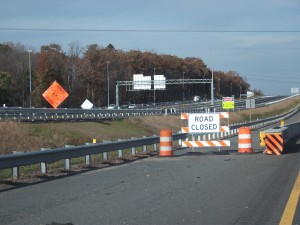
0, 113, 299, 225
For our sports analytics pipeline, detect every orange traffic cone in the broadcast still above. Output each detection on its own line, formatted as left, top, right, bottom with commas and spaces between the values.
159, 129, 173, 156
238, 127, 253, 153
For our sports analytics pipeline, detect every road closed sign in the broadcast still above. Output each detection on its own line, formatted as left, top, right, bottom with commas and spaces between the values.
188, 113, 220, 134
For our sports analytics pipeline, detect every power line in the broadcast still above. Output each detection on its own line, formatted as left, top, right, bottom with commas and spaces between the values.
246, 77, 299, 84
245, 74, 299, 79
1, 27, 300, 33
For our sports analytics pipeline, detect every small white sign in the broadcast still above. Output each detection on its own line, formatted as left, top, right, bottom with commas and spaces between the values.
246, 99, 255, 109
222, 97, 234, 102
291, 88, 299, 94
188, 113, 220, 134
247, 91, 254, 98
81, 99, 93, 109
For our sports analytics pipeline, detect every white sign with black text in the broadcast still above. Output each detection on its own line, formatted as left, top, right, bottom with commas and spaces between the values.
188, 113, 220, 134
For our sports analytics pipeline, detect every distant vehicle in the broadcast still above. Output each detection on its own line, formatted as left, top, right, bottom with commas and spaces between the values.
107, 104, 117, 109
128, 104, 137, 109
194, 96, 200, 102
120, 104, 128, 109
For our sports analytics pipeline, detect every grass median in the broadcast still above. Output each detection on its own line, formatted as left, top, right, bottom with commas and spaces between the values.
0, 96, 299, 156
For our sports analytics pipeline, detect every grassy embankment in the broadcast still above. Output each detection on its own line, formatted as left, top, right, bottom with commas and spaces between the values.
0, 97, 299, 156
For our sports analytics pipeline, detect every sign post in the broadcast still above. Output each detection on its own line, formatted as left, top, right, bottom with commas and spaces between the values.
246, 99, 255, 121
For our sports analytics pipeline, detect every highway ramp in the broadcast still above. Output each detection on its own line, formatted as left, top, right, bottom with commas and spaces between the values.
0, 115, 299, 225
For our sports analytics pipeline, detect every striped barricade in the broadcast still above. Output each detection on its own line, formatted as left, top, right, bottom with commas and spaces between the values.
265, 133, 284, 155
262, 127, 288, 155
181, 112, 229, 120
182, 140, 230, 148
181, 126, 229, 133
180, 112, 230, 148
219, 112, 229, 119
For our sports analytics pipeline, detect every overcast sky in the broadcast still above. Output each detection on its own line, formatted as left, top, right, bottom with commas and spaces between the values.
0, 0, 299, 96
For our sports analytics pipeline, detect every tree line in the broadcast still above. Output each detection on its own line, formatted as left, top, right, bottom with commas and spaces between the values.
0, 42, 256, 108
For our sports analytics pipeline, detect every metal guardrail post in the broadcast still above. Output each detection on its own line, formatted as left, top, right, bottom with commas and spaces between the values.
12, 151, 21, 180
142, 136, 147, 153
131, 137, 136, 156
64, 145, 74, 170
102, 141, 109, 161
40, 148, 47, 175
65, 158, 71, 170
118, 139, 123, 158
84, 141, 94, 166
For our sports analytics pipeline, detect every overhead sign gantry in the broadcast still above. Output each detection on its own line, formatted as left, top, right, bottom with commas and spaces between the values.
115, 77, 214, 107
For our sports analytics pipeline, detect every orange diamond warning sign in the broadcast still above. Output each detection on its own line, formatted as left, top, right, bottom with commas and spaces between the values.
42, 81, 69, 108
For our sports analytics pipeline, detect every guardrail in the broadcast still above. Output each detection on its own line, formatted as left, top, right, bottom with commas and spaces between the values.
0, 108, 164, 122
0, 103, 299, 180
0, 132, 187, 179
0, 96, 288, 122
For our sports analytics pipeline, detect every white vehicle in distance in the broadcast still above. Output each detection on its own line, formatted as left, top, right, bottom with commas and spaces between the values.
107, 104, 117, 109
128, 104, 137, 109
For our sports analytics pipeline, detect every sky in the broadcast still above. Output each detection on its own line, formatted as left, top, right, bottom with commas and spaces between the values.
0, 0, 299, 96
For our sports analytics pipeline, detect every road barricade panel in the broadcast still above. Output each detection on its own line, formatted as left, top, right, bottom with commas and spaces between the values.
265, 133, 284, 155
180, 112, 230, 151
182, 140, 230, 148
262, 126, 288, 155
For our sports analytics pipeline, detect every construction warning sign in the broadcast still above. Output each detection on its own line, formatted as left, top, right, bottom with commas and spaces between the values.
222, 96, 234, 109
42, 81, 69, 108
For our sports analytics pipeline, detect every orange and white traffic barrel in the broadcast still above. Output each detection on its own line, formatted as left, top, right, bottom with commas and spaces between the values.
159, 129, 173, 156
238, 127, 253, 153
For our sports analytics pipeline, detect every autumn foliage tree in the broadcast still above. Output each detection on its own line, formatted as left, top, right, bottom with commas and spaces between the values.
0, 42, 253, 108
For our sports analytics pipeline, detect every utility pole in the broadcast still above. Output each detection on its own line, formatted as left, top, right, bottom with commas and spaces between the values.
107, 61, 110, 107
211, 69, 214, 106
182, 72, 185, 101
29, 50, 32, 108
153, 68, 156, 105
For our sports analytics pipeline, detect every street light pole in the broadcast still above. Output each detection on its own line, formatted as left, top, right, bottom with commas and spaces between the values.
107, 61, 110, 107
182, 72, 185, 101
153, 68, 156, 106
211, 69, 214, 106
210, 50, 215, 106
219, 78, 221, 95
28, 50, 32, 108
239, 81, 241, 99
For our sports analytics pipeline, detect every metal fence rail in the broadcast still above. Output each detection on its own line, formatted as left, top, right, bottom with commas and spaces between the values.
0, 96, 289, 122
0, 103, 299, 179
0, 133, 187, 170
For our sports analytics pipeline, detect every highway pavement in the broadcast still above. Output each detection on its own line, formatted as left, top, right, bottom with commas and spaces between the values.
0, 112, 299, 225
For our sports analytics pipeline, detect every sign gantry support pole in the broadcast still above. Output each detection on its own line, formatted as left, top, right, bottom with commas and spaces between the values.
211, 69, 214, 106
